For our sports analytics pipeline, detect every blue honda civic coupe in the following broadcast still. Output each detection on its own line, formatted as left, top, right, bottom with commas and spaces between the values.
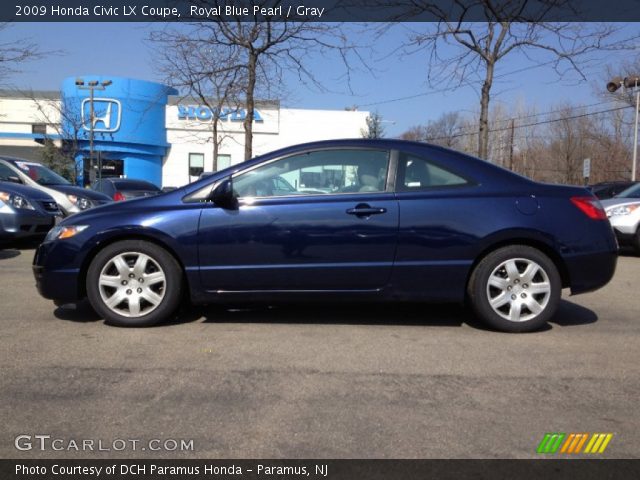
33, 139, 617, 332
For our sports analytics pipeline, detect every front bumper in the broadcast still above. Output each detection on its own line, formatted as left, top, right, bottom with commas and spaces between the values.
33, 241, 82, 303
0, 210, 56, 240
608, 213, 639, 244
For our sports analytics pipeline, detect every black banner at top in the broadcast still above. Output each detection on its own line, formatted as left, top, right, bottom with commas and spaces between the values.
3, 0, 640, 22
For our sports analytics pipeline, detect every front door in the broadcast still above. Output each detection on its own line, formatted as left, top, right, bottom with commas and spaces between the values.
197, 148, 399, 292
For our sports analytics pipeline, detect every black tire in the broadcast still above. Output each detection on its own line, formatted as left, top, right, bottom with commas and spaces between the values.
634, 227, 640, 256
86, 240, 183, 327
467, 245, 561, 333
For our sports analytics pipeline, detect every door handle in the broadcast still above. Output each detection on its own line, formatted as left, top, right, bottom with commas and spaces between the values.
346, 204, 387, 217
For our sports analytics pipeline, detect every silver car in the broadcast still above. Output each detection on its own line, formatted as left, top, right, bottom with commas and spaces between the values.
0, 157, 112, 217
601, 183, 640, 253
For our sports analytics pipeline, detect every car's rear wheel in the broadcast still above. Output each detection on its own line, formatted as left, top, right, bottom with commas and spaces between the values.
86, 240, 182, 327
467, 245, 561, 332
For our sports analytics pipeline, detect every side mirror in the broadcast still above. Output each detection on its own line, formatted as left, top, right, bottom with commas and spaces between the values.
208, 176, 237, 209
7, 175, 22, 184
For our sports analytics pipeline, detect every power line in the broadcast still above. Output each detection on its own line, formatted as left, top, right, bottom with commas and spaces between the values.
421, 105, 634, 141
488, 99, 624, 125
357, 58, 560, 108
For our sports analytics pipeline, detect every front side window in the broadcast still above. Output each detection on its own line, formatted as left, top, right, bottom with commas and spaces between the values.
233, 149, 390, 199
397, 153, 469, 191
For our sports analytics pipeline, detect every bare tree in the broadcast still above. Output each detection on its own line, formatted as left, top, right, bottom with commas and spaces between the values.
150, 26, 246, 170
153, 3, 356, 160
361, 111, 386, 138
0, 23, 48, 87
401, 111, 470, 151
25, 91, 84, 182
394, 1, 635, 159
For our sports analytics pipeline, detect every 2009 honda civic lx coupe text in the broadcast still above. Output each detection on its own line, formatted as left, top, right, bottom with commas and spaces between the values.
33, 139, 617, 332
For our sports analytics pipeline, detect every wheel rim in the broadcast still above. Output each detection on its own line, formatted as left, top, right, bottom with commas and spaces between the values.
98, 251, 166, 318
486, 257, 551, 323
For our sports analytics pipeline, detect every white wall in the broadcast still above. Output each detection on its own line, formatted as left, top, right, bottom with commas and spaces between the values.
0, 95, 371, 188
162, 106, 369, 187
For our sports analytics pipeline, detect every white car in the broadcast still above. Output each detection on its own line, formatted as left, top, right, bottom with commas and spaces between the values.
0, 157, 112, 217
601, 183, 640, 253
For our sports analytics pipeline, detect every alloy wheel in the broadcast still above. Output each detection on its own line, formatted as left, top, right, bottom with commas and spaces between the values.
98, 251, 166, 318
485, 257, 551, 323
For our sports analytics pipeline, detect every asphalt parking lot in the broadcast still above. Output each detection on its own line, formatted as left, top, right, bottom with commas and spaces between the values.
1, 243, 639, 459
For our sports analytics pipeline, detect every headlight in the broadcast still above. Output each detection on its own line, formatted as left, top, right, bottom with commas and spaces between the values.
66, 194, 93, 210
0, 191, 35, 210
44, 225, 89, 242
606, 204, 640, 217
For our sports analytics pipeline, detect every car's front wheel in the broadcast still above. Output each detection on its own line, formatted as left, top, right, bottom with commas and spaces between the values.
86, 240, 183, 327
467, 245, 561, 332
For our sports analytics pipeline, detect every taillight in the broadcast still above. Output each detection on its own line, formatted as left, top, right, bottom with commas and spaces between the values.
113, 192, 126, 202
570, 196, 607, 220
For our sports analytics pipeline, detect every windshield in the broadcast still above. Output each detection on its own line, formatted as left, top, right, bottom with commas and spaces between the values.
14, 161, 71, 186
616, 183, 640, 199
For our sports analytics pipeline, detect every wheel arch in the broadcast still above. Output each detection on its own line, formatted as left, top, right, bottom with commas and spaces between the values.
78, 232, 191, 301
466, 236, 570, 294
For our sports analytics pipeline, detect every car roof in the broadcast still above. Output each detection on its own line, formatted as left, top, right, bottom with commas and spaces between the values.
0, 156, 43, 166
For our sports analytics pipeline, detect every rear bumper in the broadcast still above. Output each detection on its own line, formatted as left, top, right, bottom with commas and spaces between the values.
565, 250, 617, 295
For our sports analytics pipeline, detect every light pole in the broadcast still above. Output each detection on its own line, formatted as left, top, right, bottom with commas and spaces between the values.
607, 75, 639, 181
75, 78, 112, 185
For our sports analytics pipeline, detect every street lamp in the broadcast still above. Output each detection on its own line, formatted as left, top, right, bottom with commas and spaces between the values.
607, 75, 640, 182
75, 78, 113, 185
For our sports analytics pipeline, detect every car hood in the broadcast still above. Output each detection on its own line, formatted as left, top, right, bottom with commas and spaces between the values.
46, 184, 112, 201
0, 180, 56, 202
600, 197, 640, 209
58, 190, 173, 225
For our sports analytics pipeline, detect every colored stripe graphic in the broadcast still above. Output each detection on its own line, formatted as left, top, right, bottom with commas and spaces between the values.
537, 433, 566, 454
538, 433, 613, 454
560, 433, 589, 453
584, 433, 613, 454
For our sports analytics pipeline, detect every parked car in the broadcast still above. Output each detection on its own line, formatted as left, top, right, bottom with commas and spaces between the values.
33, 139, 617, 332
0, 157, 112, 216
0, 178, 61, 242
91, 178, 162, 202
601, 182, 640, 253
588, 181, 638, 200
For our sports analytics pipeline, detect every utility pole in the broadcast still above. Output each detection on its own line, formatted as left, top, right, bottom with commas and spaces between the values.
509, 118, 515, 172
75, 78, 112, 185
607, 75, 639, 181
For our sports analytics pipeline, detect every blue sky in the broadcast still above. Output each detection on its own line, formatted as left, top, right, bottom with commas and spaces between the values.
4, 22, 640, 136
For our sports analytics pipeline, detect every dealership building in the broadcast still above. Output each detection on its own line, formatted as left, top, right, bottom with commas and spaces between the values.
0, 76, 369, 188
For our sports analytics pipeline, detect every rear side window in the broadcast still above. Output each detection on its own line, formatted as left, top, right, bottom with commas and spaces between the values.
397, 153, 469, 191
